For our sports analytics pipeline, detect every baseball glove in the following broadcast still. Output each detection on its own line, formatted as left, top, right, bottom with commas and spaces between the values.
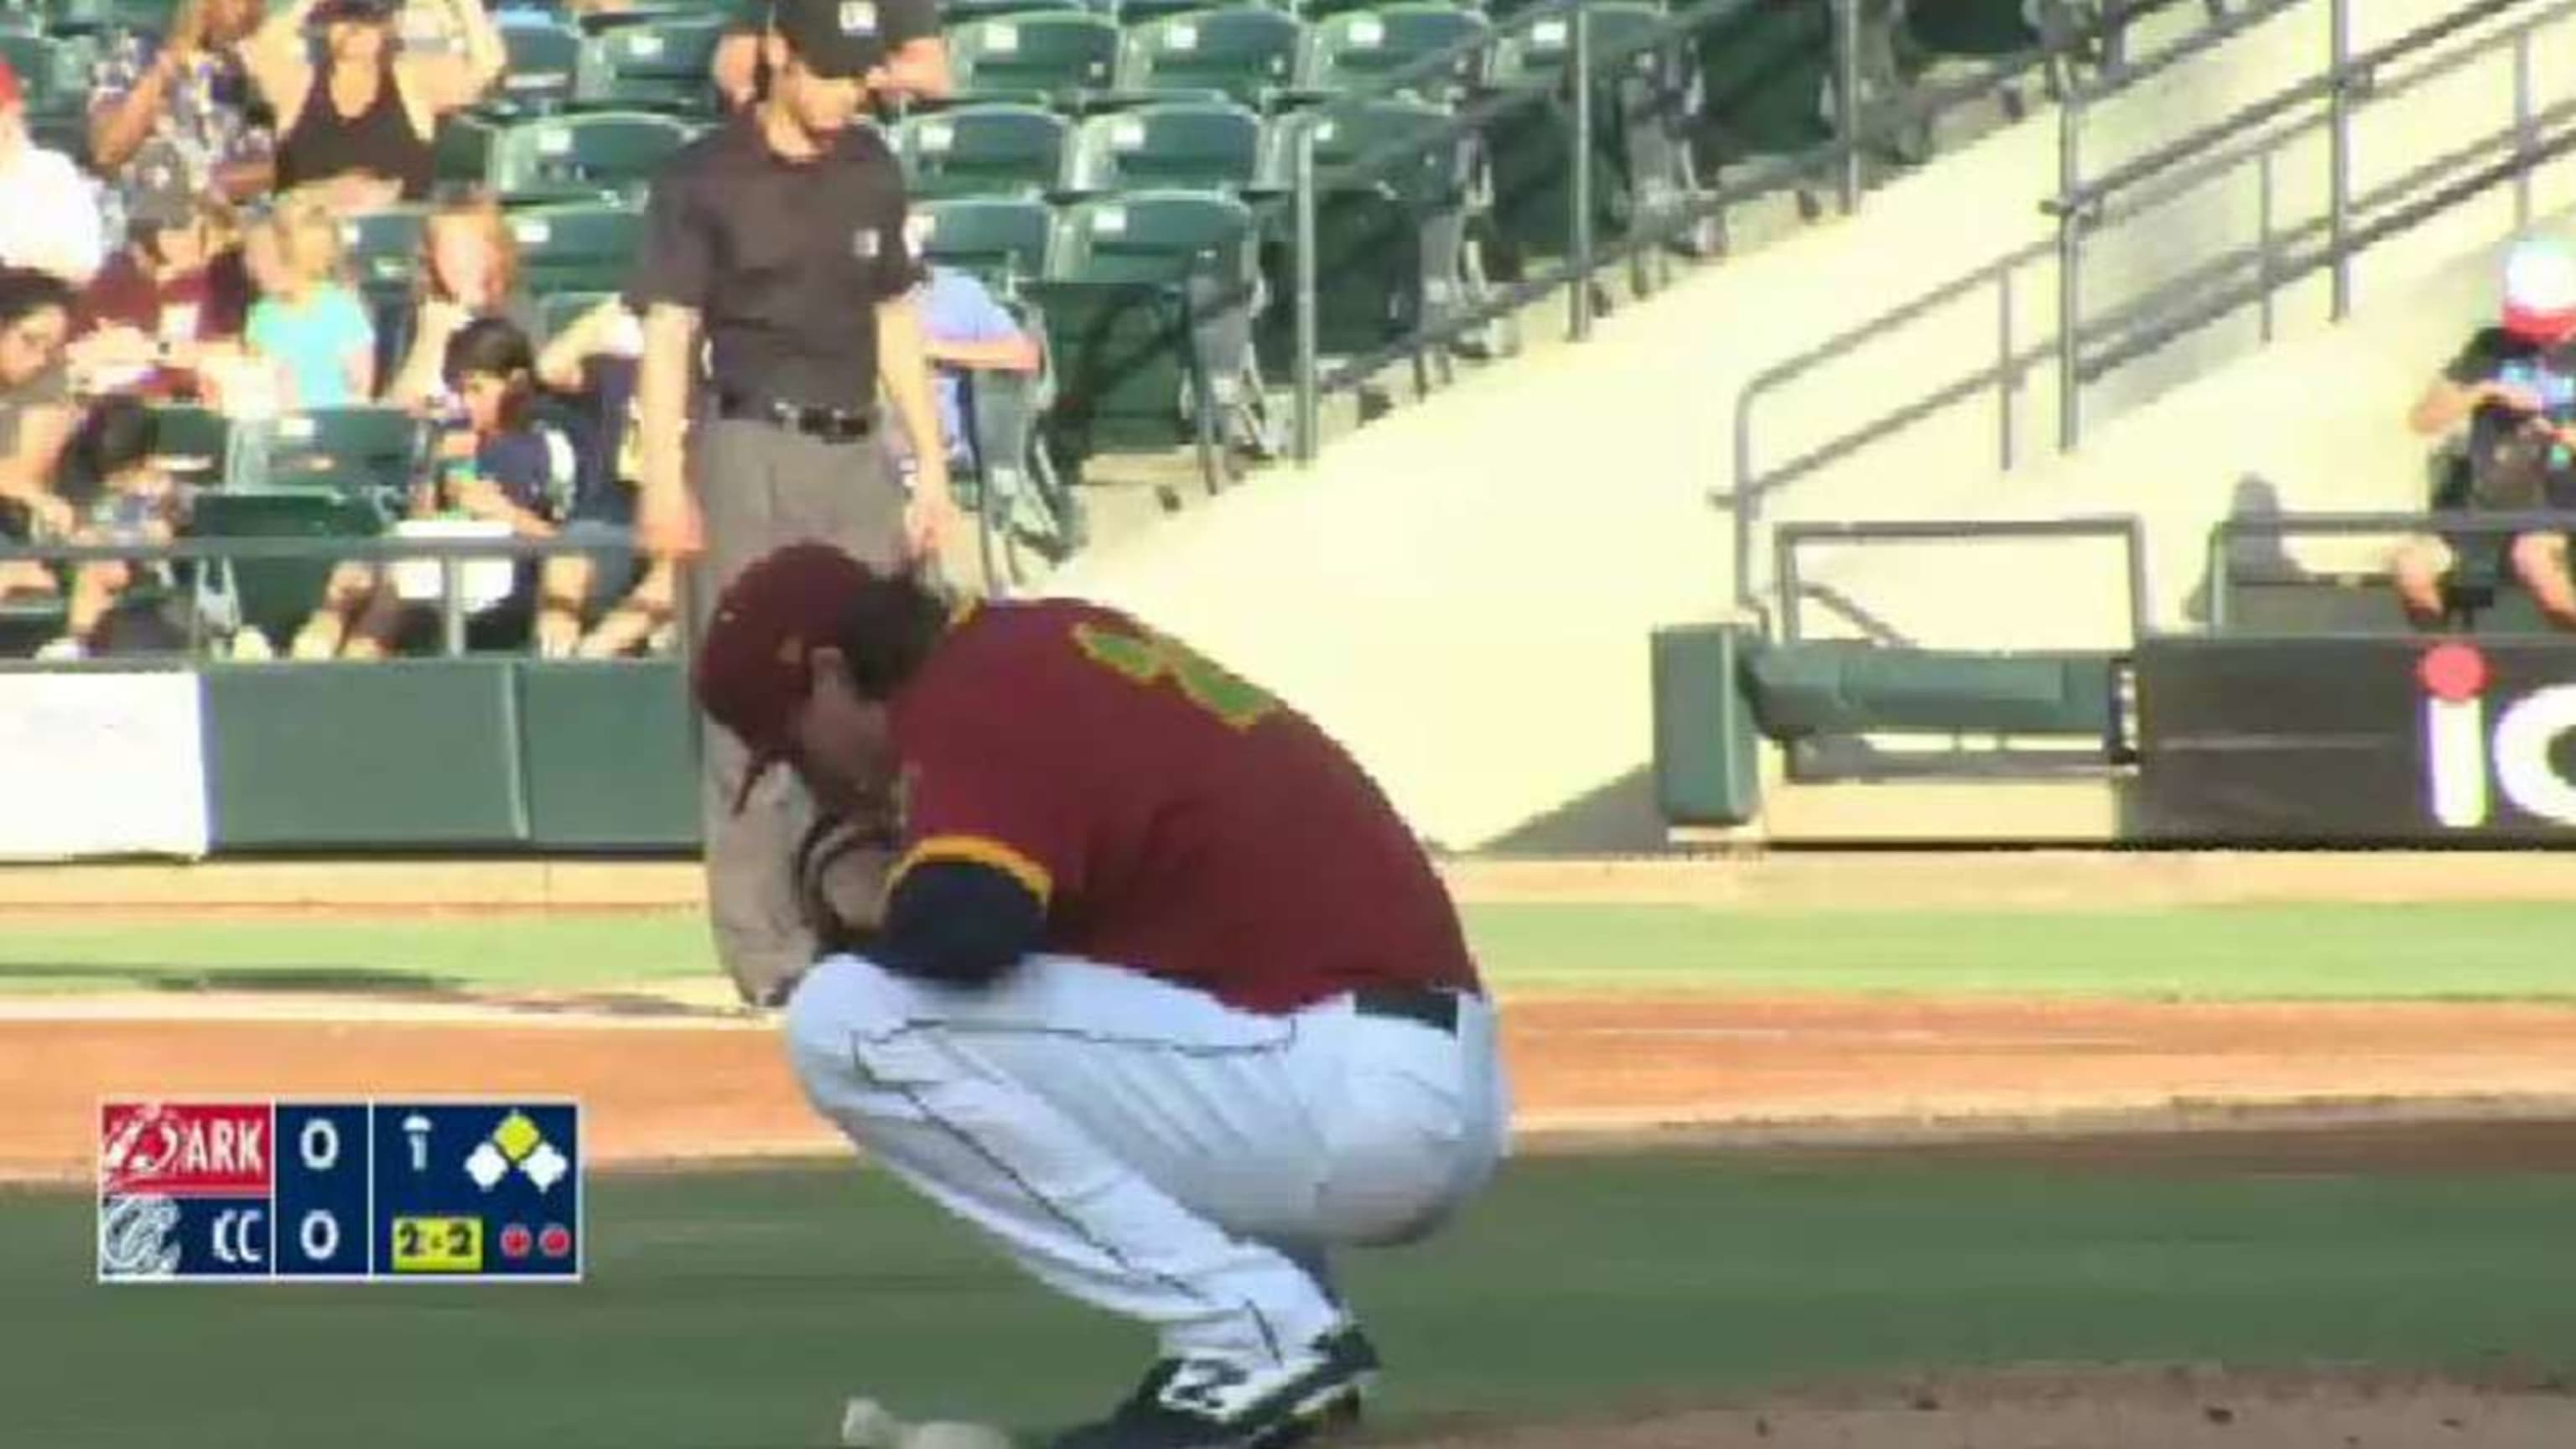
792, 808, 901, 960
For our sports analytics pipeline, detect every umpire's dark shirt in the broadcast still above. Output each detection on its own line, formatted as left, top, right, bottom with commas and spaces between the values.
627, 117, 919, 413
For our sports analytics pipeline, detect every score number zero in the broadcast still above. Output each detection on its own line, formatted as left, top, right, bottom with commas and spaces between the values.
291, 1113, 347, 1265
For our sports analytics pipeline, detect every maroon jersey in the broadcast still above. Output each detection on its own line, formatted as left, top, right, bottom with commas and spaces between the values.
886, 599, 1480, 1014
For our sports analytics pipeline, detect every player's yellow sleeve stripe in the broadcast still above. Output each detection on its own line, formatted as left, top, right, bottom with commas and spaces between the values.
892, 834, 1054, 906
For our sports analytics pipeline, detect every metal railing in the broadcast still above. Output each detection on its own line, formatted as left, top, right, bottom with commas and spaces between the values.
1774, 515, 2148, 645
0, 531, 638, 661
1276, 0, 2208, 462
1729, 0, 2576, 623
2205, 509, 2576, 632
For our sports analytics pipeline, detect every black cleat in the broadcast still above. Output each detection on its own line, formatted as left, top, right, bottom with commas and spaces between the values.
1049, 1327, 1379, 1449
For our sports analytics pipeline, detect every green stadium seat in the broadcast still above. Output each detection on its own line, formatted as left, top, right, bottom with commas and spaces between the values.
1904, 0, 2042, 57
1480, 3, 1686, 277
1257, 98, 1472, 372
36, 0, 172, 36
946, 10, 1121, 106
573, 12, 725, 113
186, 491, 388, 647
1032, 190, 1264, 486
1112, 7, 1304, 111
338, 205, 428, 295
1064, 99, 1267, 195
1093, 0, 1208, 26
492, 16, 584, 112
236, 407, 422, 506
532, 288, 619, 345
1691, 0, 1833, 164
896, 103, 1072, 199
914, 195, 1056, 287
1293, 3, 1489, 105
0, 30, 88, 94
942, 0, 1082, 19
436, 110, 698, 204
148, 404, 231, 486
506, 199, 646, 297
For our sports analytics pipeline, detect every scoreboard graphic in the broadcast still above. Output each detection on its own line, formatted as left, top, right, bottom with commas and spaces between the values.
97, 1100, 583, 1283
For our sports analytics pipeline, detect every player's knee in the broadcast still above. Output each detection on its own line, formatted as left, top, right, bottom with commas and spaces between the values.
778, 954, 918, 1092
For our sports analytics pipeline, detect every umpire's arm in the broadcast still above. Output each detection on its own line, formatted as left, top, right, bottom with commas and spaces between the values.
636, 303, 704, 561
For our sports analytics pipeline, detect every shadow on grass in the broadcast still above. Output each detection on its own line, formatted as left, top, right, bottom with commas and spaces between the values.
0, 962, 466, 995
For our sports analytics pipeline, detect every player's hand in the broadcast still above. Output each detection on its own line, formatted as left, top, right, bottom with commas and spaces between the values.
636, 486, 704, 563
905, 480, 962, 562
23, 492, 77, 540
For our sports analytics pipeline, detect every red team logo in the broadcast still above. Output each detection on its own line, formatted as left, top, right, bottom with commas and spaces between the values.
100, 1103, 273, 1196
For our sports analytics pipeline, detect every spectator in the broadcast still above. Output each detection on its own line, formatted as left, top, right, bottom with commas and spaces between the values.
386, 190, 532, 411
245, 0, 506, 212
532, 295, 673, 657
36, 397, 188, 661
891, 216, 1040, 475
70, 169, 255, 400
0, 267, 78, 601
2396, 236, 2576, 632
245, 197, 377, 408
712, 0, 949, 112
86, 0, 277, 239
0, 56, 108, 285
293, 316, 574, 657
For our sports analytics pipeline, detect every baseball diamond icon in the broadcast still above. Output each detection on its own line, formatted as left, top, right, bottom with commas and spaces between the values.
464, 1111, 570, 1194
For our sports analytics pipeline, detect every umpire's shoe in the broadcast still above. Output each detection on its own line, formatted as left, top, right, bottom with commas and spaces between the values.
1049, 1327, 1379, 1448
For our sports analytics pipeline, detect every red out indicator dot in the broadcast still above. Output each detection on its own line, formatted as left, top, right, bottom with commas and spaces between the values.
500, 1224, 532, 1259
538, 1224, 572, 1259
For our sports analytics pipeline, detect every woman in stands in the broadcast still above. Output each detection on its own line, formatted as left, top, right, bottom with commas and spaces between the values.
0, 267, 80, 604
385, 189, 531, 411
243, 0, 505, 212
70, 179, 254, 402
243, 197, 376, 408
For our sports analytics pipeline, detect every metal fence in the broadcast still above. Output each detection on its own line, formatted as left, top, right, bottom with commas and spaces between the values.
1275, 0, 2199, 461
1728, 0, 2576, 621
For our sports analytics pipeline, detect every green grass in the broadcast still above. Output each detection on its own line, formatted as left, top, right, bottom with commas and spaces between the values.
8, 902, 2576, 1000
3, 1152, 2571, 1447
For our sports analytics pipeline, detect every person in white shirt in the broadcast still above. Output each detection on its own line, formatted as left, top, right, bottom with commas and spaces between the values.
0, 56, 106, 285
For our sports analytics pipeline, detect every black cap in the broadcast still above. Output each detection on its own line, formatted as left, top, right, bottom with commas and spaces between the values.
769, 0, 891, 79
311, 0, 394, 22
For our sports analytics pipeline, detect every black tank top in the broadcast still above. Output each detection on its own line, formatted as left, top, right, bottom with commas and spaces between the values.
276, 58, 434, 201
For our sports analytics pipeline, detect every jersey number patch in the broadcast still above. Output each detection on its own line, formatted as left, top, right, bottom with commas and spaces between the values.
1073, 623, 1279, 730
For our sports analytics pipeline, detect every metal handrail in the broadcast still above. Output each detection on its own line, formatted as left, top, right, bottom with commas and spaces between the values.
1728, 0, 2576, 623
2045, 0, 2545, 217
1278, 0, 2213, 460
0, 528, 640, 661
2205, 508, 2576, 632
1774, 515, 2148, 646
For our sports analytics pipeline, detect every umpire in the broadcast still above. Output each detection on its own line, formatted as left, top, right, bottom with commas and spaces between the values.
628, 0, 958, 1007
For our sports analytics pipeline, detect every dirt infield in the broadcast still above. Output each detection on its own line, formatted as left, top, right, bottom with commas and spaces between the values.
1397, 1368, 2576, 1447
10, 989, 2576, 1182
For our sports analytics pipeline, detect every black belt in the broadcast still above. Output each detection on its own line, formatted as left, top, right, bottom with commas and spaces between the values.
714, 392, 875, 443
1353, 985, 1467, 1036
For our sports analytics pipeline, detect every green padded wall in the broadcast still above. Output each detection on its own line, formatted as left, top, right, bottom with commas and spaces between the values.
1649, 623, 1764, 827
516, 661, 702, 850
204, 661, 528, 849
1747, 642, 2116, 739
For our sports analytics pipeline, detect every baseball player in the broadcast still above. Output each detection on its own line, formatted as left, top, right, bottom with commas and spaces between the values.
693, 543, 1511, 1449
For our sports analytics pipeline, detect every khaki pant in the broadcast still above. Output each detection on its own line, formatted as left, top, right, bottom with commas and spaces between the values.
686, 415, 906, 1006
